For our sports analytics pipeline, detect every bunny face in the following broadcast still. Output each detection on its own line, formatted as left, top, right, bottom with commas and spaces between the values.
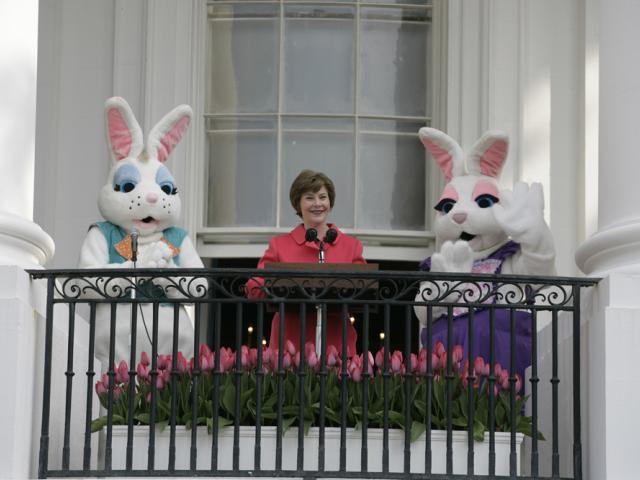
420, 127, 510, 254
98, 97, 191, 236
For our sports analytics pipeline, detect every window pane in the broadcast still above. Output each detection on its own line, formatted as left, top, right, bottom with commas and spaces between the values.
357, 119, 425, 230
283, 5, 355, 114
206, 117, 277, 226
359, 6, 430, 117
207, 4, 279, 114
281, 117, 355, 228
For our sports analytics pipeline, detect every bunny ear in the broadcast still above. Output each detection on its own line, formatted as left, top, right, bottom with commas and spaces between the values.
466, 130, 509, 178
147, 105, 192, 163
418, 127, 465, 181
104, 97, 143, 162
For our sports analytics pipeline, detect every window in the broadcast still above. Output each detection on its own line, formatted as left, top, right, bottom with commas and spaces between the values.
203, 0, 439, 250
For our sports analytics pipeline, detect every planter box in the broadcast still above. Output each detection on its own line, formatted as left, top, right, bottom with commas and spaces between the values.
101, 425, 523, 475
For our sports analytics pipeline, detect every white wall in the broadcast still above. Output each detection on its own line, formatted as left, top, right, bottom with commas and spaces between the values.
34, 0, 199, 269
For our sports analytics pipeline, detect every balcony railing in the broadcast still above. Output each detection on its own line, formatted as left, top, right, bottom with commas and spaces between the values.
28, 268, 598, 479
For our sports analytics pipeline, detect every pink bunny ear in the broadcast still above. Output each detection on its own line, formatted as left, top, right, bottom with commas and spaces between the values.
147, 105, 192, 163
467, 131, 509, 178
104, 97, 143, 162
418, 127, 464, 181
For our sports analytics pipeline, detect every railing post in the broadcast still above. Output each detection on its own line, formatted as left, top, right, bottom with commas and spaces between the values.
38, 277, 55, 479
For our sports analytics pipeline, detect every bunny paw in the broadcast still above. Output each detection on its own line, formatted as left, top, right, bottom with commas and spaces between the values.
430, 240, 474, 273
493, 182, 546, 243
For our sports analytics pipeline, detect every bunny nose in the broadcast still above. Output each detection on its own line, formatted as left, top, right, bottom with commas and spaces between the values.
452, 213, 467, 224
146, 193, 159, 204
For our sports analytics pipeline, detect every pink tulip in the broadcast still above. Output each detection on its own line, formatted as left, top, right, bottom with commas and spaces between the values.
473, 357, 486, 377
115, 360, 129, 385
390, 351, 404, 374
249, 348, 258, 368
499, 370, 510, 390
364, 351, 374, 376
307, 350, 319, 371
515, 374, 523, 393
350, 364, 363, 382
434, 341, 446, 358
417, 348, 428, 376
284, 339, 296, 356
431, 352, 440, 371
375, 348, 385, 369
282, 351, 292, 370
326, 345, 340, 368
199, 344, 214, 372
176, 352, 189, 374
140, 351, 150, 367
305, 342, 316, 359
452, 345, 464, 364
136, 361, 150, 382
240, 345, 251, 370
95, 373, 109, 396
113, 386, 123, 401
293, 351, 301, 369
219, 347, 235, 372
347, 355, 364, 382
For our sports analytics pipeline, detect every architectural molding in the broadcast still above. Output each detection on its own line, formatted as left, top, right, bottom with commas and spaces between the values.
0, 212, 55, 268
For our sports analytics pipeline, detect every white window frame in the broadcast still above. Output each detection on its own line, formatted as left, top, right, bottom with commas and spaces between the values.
130, 0, 450, 262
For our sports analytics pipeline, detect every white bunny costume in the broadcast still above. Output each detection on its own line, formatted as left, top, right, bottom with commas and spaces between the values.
79, 97, 205, 366
414, 128, 556, 379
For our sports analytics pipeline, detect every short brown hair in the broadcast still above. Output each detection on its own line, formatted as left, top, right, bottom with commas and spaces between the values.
289, 170, 336, 217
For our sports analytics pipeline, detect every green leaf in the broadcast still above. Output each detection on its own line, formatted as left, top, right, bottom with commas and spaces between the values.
156, 420, 168, 433
221, 382, 236, 416
410, 421, 426, 442
91, 416, 108, 433
282, 416, 297, 434
135, 413, 150, 425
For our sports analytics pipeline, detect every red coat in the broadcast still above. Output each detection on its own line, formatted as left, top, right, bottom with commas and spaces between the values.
246, 223, 366, 356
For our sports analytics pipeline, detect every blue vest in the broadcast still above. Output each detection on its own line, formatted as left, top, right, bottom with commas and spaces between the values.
94, 221, 187, 265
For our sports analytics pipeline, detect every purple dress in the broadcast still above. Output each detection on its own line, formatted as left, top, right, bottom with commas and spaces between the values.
419, 242, 532, 381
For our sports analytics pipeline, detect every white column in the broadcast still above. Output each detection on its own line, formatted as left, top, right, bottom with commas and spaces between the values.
575, 2, 640, 480
0, 1, 55, 478
575, 0, 640, 275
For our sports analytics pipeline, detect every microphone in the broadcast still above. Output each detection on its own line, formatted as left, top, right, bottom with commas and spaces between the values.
305, 228, 318, 243
325, 228, 338, 244
130, 228, 139, 263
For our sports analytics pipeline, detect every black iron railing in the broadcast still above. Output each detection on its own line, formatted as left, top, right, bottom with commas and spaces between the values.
28, 268, 598, 479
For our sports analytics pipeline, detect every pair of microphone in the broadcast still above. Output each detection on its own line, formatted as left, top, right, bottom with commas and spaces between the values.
305, 227, 338, 245
305, 227, 338, 264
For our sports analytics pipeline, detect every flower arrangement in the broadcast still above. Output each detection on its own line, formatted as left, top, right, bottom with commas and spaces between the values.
92, 341, 542, 442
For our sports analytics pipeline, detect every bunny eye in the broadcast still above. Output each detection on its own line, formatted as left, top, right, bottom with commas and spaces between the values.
114, 182, 137, 193
113, 164, 141, 194
434, 198, 456, 214
475, 194, 499, 208
160, 182, 178, 195
156, 165, 177, 195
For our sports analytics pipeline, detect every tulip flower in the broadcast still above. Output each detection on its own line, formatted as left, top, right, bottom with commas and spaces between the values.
115, 360, 129, 385
176, 352, 189, 375
390, 351, 404, 374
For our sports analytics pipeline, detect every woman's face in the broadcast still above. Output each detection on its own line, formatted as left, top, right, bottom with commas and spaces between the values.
299, 186, 331, 228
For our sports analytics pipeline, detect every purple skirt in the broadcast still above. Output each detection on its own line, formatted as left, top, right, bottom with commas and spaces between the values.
421, 309, 532, 381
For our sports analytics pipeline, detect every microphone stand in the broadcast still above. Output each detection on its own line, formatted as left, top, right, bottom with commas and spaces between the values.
306, 227, 337, 357
315, 240, 326, 358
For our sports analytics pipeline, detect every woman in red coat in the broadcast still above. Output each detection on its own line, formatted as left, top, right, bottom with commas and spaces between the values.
245, 170, 366, 356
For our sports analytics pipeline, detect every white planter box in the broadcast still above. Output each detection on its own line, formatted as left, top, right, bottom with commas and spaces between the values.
102, 425, 523, 475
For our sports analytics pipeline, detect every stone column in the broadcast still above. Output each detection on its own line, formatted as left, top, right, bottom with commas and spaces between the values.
0, 1, 55, 478
575, 2, 640, 479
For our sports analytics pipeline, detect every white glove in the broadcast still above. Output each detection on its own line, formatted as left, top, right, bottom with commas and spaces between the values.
430, 240, 474, 273
493, 182, 546, 247
137, 241, 175, 268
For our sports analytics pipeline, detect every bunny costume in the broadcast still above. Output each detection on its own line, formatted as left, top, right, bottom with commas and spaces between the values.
79, 97, 205, 368
414, 128, 555, 380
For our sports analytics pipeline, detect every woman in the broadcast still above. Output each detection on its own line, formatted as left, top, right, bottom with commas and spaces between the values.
245, 170, 366, 356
